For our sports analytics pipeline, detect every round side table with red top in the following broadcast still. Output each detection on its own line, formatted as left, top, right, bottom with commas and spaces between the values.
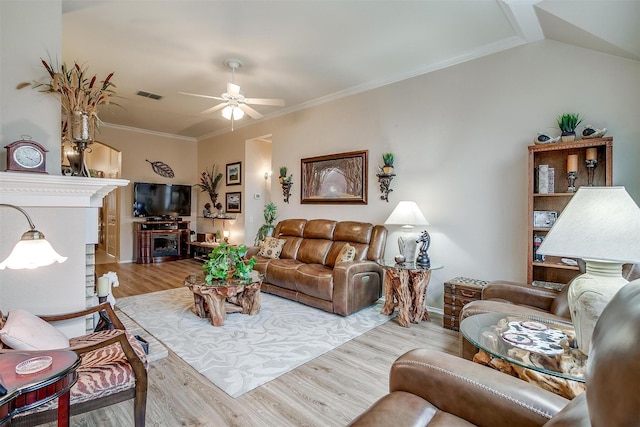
0, 350, 80, 426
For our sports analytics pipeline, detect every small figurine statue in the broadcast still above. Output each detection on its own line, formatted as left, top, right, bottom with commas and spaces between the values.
582, 125, 607, 139
534, 133, 561, 145
203, 202, 212, 217
415, 230, 431, 268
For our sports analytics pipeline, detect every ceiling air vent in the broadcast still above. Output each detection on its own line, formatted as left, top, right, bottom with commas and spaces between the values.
136, 90, 163, 100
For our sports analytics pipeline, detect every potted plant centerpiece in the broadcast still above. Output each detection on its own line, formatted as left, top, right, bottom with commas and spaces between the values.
254, 202, 278, 245
382, 153, 394, 174
202, 242, 257, 284
557, 113, 583, 142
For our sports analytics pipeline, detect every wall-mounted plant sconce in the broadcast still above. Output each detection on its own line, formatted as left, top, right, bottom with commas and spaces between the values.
376, 153, 395, 202
278, 166, 293, 203
376, 170, 396, 202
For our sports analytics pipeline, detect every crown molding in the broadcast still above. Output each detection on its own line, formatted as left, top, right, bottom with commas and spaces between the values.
0, 172, 129, 208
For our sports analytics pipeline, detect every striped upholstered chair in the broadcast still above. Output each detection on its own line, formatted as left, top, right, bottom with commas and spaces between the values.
0, 302, 148, 426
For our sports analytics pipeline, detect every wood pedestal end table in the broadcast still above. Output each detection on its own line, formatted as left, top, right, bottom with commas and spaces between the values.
380, 261, 443, 327
184, 273, 262, 326
0, 350, 80, 426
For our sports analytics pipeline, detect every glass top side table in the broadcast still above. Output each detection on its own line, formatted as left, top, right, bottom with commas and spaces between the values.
460, 312, 586, 383
380, 261, 443, 327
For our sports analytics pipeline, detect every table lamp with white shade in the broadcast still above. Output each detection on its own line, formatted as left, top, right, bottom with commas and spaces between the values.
537, 186, 640, 355
384, 201, 429, 263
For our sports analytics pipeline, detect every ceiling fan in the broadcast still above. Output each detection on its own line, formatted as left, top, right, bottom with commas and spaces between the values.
179, 59, 285, 125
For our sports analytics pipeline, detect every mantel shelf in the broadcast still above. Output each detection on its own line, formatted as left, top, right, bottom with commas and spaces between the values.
0, 171, 129, 208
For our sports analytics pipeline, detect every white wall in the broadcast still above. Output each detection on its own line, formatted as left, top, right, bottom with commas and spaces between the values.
245, 137, 272, 246
0, 1, 89, 336
199, 40, 640, 310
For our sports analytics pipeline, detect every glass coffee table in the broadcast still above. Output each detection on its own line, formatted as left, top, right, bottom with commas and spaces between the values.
184, 272, 263, 326
460, 312, 586, 383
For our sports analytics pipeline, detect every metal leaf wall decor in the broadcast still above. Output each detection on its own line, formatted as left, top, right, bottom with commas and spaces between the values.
146, 159, 175, 178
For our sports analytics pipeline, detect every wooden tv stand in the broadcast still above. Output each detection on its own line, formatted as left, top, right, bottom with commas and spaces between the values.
135, 220, 191, 264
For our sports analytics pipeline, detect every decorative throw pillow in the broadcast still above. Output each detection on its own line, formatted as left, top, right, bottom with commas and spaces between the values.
0, 309, 69, 350
258, 237, 286, 259
336, 243, 356, 263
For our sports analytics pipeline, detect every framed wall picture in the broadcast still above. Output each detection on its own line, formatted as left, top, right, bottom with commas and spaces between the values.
226, 162, 241, 186
226, 192, 241, 213
301, 150, 368, 204
533, 211, 558, 228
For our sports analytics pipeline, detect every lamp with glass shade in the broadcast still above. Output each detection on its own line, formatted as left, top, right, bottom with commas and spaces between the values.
0, 204, 67, 269
537, 186, 640, 355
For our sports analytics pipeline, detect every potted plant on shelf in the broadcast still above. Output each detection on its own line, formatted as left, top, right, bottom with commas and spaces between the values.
254, 202, 278, 245
557, 113, 583, 142
382, 153, 394, 174
202, 242, 257, 284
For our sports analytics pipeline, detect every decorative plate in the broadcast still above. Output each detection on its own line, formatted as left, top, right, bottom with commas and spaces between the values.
15, 356, 53, 375
561, 258, 578, 266
520, 321, 548, 331
501, 321, 566, 356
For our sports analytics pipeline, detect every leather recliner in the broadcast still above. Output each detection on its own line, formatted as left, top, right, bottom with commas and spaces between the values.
349, 280, 640, 427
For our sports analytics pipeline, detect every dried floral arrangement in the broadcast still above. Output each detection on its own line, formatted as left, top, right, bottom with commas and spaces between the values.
18, 58, 117, 117
196, 164, 224, 208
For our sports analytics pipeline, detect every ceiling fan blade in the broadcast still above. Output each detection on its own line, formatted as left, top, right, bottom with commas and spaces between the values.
201, 102, 227, 114
245, 98, 285, 107
239, 103, 263, 120
227, 83, 241, 96
179, 91, 224, 101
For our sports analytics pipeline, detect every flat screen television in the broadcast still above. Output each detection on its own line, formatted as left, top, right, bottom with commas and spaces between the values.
133, 182, 192, 218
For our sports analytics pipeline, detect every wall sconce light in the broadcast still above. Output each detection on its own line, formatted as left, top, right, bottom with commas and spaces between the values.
0, 204, 67, 269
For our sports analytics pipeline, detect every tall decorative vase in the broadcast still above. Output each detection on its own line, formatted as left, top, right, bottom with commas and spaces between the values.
68, 111, 95, 177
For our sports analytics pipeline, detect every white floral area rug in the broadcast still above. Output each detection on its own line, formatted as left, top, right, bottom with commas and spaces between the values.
117, 287, 391, 398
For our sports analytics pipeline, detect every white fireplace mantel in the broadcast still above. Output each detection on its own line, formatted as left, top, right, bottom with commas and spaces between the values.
0, 171, 129, 207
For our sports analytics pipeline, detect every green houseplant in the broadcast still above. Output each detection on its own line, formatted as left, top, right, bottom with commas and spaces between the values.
196, 164, 223, 208
254, 202, 278, 245
202, 242, 257, 284
382, 152, 394, 174
557, 113, 583, 142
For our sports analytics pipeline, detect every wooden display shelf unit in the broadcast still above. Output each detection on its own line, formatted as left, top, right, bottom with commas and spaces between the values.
136, 220, 191, 264
527, 137, 612, 284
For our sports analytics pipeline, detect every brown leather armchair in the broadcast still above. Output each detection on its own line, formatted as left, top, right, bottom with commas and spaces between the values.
349, 281, 640, 427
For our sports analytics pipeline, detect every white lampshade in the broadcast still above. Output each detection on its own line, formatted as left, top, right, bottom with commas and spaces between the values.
384, 201, 430, 262
537, 186, 640, 354
537, 187, 640, 263
0, 232, 68, 269
384, 201, 429, 228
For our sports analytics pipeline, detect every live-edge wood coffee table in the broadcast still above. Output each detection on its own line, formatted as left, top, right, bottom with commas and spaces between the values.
184, 272, 262, 326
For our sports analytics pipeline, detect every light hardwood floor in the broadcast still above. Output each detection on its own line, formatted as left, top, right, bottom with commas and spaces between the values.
47, 259, 460, 426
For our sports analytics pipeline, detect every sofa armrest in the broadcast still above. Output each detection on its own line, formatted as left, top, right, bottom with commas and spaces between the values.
482, 281, 559, 311
332, 261, 384, 316
388, 349, 567, 426
246, 246, 260, 258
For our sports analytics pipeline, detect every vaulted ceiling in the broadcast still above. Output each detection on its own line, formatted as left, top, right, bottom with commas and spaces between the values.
61, 0, 639, 140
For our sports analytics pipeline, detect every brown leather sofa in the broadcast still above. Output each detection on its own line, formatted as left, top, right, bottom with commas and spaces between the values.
349, 280, 640, 426
247, 219, 387, 316
459, 263, 640, 359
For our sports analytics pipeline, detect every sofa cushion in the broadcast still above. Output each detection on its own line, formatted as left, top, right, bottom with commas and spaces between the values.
266, 258, 305, 291
295, 264, 334, 301
258, 237, 286, 259
0, 309, 69, 350
303, 219, 336, 239
297, 238, 333, 265
334, 221, 372, 244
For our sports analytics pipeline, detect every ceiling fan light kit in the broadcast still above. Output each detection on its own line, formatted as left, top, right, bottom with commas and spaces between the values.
180, 58, 284, 128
